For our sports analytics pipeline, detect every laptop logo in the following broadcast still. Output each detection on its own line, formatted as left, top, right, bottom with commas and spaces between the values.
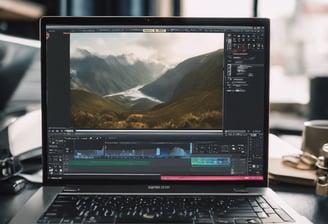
148, 185, 172, 190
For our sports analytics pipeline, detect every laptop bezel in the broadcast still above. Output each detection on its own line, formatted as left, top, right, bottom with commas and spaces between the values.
40, 16, 270, 188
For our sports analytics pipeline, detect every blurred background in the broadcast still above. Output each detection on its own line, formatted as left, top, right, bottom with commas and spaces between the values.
1, 2, 327, 223
1, 0, 328, 134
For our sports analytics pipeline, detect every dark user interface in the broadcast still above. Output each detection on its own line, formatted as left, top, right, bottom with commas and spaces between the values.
45, 24, 267, 181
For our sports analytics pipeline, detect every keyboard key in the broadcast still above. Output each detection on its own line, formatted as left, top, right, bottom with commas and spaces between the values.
275, 208, 294, 222
215, 218, 234, 224
256, 211, 267, 219
194, 218, 213, 224
116, 215, 194, 223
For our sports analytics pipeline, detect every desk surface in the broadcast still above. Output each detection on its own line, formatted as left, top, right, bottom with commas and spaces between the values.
1, 182, 327, 224
271, 182, 328, 223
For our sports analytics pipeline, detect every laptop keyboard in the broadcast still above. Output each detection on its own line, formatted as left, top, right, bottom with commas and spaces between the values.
37, 194, 294, 224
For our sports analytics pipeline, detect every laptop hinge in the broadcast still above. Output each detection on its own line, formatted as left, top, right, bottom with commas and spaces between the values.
233, 186, 248, 193
63, 186, 81, 192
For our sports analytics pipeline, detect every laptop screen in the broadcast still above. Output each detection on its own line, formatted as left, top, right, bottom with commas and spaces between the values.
41, 17, 269, 185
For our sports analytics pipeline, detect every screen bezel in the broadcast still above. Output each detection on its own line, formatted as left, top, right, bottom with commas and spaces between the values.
40, 16, 270, 188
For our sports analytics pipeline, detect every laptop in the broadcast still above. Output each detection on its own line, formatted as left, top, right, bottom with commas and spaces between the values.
0, 34, 38, 112
10, 17, 310, 224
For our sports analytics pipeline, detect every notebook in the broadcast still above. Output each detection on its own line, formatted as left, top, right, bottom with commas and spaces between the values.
10, 16, 310, 224
0, 34, 38, 112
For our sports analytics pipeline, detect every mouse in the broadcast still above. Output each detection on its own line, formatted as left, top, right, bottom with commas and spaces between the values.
0, 176, 26, 194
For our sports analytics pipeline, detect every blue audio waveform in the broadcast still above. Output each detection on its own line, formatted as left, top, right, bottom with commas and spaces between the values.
74, 145, 190, 159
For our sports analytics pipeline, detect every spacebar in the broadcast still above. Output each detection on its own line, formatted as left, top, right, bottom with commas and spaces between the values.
116, 216, 194, 223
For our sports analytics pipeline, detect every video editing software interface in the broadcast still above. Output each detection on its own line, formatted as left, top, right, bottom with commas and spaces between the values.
45, 23, 267, 181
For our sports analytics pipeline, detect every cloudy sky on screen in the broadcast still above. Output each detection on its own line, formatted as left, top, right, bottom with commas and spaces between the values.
70, 32, 224, 68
